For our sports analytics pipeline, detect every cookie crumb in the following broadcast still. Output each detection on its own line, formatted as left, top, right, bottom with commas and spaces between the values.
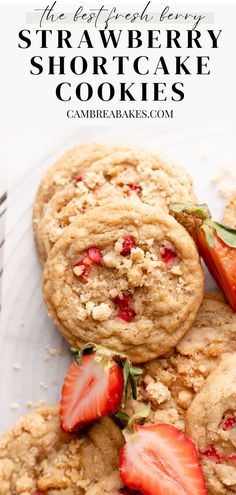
44, 344, 65, 360
92, 303, 113, 320
13, 362, 21, 370
146, 381, 171, 404
40, 382, 48, 390
10, 402, 19, 410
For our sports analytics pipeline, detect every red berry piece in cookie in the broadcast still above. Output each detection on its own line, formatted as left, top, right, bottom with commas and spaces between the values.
202, 445, 222, 463
121, 236, 135, 256
117, 307, 136, 323
87, 247, 103, 264
221, 415, 236, 430
114, 294, 136, 322
73, 259, 90, 280
75, 176, 83, 183
160, 241, 177, 266
126, 184, 142, 196
120, 423, 207, 495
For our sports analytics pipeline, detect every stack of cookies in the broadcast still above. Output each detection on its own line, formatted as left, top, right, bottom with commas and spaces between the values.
0, 142, 235, 495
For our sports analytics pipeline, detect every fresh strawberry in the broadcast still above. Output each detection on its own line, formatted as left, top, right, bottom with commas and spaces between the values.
87, 247, 103, 264
120, 423, 207, 495
170, 203, 236, 312
60, 344, 141, 432
121, 236, 136, 256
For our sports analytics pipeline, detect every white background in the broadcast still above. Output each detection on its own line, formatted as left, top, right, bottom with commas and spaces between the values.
0, 2, 235, 126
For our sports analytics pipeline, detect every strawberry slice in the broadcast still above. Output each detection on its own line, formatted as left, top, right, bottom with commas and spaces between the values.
60, 345, 141, 432
120, 424, 207, 495
170, 203, 236, 312
60, 352, 124, 432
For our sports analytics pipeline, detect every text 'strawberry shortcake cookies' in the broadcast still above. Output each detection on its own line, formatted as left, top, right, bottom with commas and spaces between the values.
0, 406, 123, 495
36, 148, 197, 262
33, 142, 133, 263
126, 293, 236, 431
224, 191, 236, 228
42, 202, 204, 363
186, 354, 236, 495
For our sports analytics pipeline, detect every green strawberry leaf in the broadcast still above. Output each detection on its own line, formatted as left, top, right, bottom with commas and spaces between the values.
115, 411, 130, 422
127, 403, 151, 429
210, 221, 236, 248
170, 202, 211, 220
202, 224, 216, 248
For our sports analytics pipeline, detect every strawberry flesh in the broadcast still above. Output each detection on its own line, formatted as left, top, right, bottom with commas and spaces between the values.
221, 416, 236, 430
202, 445, 222, 463
114, 294, 131, 308
228, 455, 236, 462
160, 242, 177, 266
75, 176, 83, 183
193, 228, 236, 312
114, 294, 136, 322
117, 307, 136, 323
87, 247, 103, 264
120, 423, 207, 495
60, 353, 124, 432
73, 259, 90, 279
121, 236, 135, 256
126, 184, 142, 196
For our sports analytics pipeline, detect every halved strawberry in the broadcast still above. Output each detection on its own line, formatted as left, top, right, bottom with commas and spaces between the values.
60, 345, 141, 432
171, 203, 236, 312
120, 424, 207, 495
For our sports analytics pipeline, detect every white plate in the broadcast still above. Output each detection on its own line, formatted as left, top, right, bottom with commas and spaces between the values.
0, 125, 236, 434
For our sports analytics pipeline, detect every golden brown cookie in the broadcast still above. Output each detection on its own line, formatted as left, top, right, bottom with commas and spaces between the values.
33, 142, 133, 263
42, 202, 204, 363
34, 147, 196, 263
0, 406, 123, 495
126, 293, 236, 431
223, 191, 236, 228
186, 354, 236, 495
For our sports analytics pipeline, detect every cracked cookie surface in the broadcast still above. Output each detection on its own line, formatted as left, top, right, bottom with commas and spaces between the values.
0, 406, 123, 495
33, 142, 133, 263
126, 293, 236, 431
34, 146, 196, 263
186, 354, 236, 495
42, 202, 204, 363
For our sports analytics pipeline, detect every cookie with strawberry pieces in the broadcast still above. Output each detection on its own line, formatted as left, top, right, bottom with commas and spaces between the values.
0, 406, 123, 495
42, 202, 204, 363
34, 146, 196, 263
186, 353, 236, 495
